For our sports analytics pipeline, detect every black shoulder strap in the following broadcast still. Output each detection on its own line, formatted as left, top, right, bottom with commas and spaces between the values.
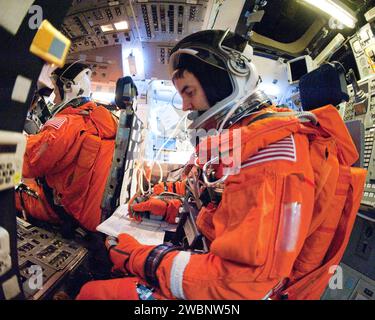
38, 177, 78, 238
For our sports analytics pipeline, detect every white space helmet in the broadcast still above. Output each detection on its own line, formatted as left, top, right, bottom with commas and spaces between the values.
50, 61, 92, 115
169, 29, 270, 130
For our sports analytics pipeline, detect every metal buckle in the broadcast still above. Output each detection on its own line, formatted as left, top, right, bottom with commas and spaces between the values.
202, 157, 229, 187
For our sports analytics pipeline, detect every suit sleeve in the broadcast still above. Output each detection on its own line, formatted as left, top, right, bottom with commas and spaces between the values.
23, 117, 79, 178
130, 167, 314, 299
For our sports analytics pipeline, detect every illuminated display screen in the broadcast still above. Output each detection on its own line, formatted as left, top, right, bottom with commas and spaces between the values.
0, 144, 17, 153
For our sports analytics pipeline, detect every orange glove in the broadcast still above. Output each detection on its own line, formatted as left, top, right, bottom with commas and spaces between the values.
131, 197, 182, 224
153, 181, 186, 196
105, 234, 154, 277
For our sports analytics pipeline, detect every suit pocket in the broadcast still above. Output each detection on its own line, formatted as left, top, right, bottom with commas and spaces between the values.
271, 173, 309, 279
210, 171, 280, 267
69, 134, 101, 187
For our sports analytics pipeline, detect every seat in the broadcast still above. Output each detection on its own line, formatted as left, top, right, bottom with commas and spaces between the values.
299, 62, 349, 111
299, 62, 363, 168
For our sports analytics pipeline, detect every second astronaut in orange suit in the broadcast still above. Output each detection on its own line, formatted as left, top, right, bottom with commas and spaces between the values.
76, 30, 365, 300
15, 62, 118, 232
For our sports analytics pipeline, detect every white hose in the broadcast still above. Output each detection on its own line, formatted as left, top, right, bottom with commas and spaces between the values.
150, 113, 189, 184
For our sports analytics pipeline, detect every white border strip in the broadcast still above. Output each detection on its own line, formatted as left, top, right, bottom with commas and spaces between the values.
170, 251, 191, 300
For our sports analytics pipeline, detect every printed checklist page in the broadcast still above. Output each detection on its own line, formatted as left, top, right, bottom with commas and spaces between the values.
96, 204, 176, 245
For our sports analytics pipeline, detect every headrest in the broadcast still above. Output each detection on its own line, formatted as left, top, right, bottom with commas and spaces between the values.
115, 76, 138, 109
299, 62, 349, 111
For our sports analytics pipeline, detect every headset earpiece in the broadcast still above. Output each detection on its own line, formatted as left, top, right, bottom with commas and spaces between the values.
227, 56, 250, 77
63, 81, 73, 92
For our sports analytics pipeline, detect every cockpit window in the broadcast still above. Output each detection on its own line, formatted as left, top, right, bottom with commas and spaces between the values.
252, 0, 317, 44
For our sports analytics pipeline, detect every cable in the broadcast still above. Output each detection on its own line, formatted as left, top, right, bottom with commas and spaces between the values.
171, 91, 182, 110
149, 113, 189, 185
135, 82, 188, 194
184, 113, 189, 139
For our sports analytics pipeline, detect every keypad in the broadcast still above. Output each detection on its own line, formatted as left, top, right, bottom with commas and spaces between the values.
364, 127, 375, 169
0, 162, 14, 187
362, 178, 375, 207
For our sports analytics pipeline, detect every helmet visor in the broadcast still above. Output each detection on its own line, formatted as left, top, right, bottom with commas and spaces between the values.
169, 30, 250, 78
169, 47, 228, 78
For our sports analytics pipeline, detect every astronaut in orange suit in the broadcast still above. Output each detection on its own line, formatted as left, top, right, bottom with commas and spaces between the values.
16, 62, 118, 233
76, 30, 364, 300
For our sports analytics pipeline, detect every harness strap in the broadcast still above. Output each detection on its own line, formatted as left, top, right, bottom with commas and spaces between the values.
263, 278, 289, 300
39, 177, 78, 238
15, 183, 39, 220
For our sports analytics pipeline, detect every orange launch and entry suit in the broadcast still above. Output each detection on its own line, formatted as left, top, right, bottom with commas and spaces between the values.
77, 105, 366, 300
15, 101, 118, 231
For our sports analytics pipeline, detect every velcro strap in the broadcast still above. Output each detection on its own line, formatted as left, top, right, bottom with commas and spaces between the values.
144, 243, 181, 288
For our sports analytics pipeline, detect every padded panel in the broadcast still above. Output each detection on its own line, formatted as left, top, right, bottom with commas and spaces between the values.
300, 62, 349, 111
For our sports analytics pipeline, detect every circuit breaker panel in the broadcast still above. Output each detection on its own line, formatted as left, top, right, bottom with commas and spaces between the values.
340, 75, 375, 210
16, 218, 87, 300
325, 76, 375, 300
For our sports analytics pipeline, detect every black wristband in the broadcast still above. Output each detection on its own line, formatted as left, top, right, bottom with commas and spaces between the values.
144, 243, 181, 288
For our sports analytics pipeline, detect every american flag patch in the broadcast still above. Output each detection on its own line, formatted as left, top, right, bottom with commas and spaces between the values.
43, 117, 67, 130
242, 135, 296, 169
